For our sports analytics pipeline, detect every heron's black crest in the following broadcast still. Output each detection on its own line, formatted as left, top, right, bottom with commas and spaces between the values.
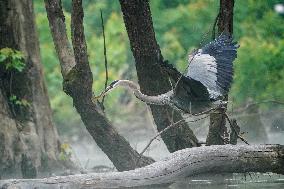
109, 80, 119, 87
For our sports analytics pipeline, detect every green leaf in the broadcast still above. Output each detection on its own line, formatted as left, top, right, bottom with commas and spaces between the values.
12, 60, 25, 72
0, 54, 7, 63
20, 99, 31, 107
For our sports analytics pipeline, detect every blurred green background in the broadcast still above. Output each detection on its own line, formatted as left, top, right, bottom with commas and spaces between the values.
33, 0, 284, 136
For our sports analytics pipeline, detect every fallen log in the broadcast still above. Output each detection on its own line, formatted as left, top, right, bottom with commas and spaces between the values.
1, 145, 283, 189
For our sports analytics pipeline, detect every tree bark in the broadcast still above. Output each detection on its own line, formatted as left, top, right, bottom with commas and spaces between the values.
119, 0, 200, 153
44, 0, 154, 171
1, 144, 283, 189
207, 0, 235, 145
0, 0, 74, 178
218, 0, 235, 35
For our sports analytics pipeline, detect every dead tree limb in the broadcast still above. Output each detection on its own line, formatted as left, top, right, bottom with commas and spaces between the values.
44, 0, 154, 171
1, 145, 283, 189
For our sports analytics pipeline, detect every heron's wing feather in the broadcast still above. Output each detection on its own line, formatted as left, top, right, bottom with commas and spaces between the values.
187, 34, 239, 99
159, 60, 209, 101
187, 54, 221, 99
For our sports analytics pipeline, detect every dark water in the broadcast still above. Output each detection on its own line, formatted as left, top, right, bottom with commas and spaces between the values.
135, 174, 284, 189
169, 173, 284, 189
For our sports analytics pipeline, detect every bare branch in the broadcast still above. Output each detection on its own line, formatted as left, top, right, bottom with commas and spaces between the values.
212, 13, 220, 39
139, 115, 209, 157
139, 104, 226, 157
100, 10, 108, 105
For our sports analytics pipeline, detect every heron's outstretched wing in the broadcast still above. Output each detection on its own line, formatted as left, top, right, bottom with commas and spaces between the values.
187, 34, 239, 99
159, 60, 210, 113
159, 60, 209, 102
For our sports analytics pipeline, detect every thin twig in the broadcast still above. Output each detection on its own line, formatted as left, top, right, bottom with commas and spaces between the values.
100, 9, 108, 105
137, 99, 226, 164
139, 114, 209, 157
173, 52, 196, 93
212, 13, 220, 40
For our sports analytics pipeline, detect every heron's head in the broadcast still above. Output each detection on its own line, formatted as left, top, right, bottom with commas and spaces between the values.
94, 80, 139, 100
94, 80, 120, 100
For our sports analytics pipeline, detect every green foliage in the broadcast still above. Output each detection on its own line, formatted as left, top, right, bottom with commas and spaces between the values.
231, 38, 284, 104
9, 95, 31, 107
33, 0, 284, 135
231, 0, 284, 106
0, 48, 25, 72
151, 0, 219, 70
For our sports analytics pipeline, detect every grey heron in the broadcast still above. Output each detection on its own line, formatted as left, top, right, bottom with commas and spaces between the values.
95, 34, 239, 114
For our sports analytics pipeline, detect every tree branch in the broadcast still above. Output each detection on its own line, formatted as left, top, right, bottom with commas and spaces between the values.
139, 115, 209, 157
100, 10, 108, 105
44, 0, 76, 78
71, 0, 89, 67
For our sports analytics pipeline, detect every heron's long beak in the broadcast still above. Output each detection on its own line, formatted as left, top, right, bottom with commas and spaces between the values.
93, 86, 112, 100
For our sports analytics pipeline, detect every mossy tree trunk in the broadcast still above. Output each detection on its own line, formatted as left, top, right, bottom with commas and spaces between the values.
0, 0, 74, 179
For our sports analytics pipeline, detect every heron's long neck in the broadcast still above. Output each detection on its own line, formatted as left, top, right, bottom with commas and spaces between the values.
132, 89, 171, 105
118, 80, 170, 105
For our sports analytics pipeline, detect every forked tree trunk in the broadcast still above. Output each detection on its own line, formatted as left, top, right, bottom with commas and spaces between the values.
44, 0, 154, 171
119, 0, 200, 153
0, 0, 74, 178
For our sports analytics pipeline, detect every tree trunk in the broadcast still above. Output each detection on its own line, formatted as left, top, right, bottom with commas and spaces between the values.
1, 144, 283, 189
0, 0, 74, 178
119, 0, 200, 153
44, 0, 154, 171
207, 0, 235, 145
206, 109, 227, 145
